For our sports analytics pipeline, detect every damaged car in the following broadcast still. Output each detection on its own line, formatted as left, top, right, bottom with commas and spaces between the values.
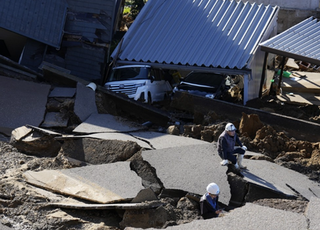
172, 71, 243, 101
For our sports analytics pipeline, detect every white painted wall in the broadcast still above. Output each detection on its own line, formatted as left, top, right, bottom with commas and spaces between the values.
239, 0, 320, 10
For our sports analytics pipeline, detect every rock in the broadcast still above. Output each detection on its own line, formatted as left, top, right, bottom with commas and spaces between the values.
183, 125, 203, 139
167, 125, 180, 135
131, 188, 158, 203
200, 129, 213, 142
10, 126, 61, 157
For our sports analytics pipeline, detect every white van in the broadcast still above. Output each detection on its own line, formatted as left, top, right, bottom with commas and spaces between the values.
104, 65, 172, 104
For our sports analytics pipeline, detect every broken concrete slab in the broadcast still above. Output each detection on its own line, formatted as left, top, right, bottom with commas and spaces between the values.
305, 196, 320, 230
0, 75, 50, 130
73, 113, 144, 133
134, 203, 307, 230
62, 131, 208, 150
142, 142, 320, 204
24, 162, 143, 203
60, 162, 144, 200
74, 82, 98, 122
129, 131, 209, 149
59, 137, 141, 164
58, 132, 151, 149
23, 170, 122, 203
241, 159, 320, 200
49, 87, 76, 98
141, 143, 231, 205
41, 112, 69, 128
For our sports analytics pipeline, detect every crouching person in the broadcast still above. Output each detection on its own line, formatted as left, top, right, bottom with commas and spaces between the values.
200, 182, 222, 219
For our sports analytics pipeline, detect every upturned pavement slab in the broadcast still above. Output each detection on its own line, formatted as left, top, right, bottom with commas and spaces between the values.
23, 170, 123, 203
74, 82, 98, 122
305, 196, 320, 230
23, 162, 143, 203
141, 143, 231, 205
0, 75, 50, 130
241, 158, 320, 200
130, 203, 307, 230
61, 133, 151, 149
73, 113, 144, 133
60, 162, 144, 199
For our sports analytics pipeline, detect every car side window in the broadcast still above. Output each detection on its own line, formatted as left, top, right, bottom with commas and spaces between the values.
149, 68, 159, 81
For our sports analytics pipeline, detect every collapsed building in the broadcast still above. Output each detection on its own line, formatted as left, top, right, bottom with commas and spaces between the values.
0, 0, 124, 83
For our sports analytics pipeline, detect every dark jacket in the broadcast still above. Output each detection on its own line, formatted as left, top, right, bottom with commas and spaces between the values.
217, 130, 243, 159
199, 193, 219, 219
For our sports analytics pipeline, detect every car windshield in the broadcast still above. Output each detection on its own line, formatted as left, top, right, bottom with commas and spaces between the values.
183, 72, 225, 87
107, 67, 149, 82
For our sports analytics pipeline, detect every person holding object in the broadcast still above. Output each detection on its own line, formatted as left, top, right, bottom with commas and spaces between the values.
217, 123, 247, 169
200, 182, 222, 219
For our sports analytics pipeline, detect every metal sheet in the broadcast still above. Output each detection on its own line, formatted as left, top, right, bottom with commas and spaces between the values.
112, 0, 279, 70
260, 17, 320, 65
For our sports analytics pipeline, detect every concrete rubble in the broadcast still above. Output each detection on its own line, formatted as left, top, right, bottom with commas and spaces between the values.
1, 74, 320, 229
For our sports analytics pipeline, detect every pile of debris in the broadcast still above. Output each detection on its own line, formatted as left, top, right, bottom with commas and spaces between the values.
0, 65, 319, 229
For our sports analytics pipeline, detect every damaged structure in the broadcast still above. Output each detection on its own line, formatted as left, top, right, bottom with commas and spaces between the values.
260, 16, 320, 96
111, 0, 280, 104
0, 0, 124, 82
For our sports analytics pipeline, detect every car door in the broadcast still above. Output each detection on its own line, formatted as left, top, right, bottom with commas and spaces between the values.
149, 69, 172, 101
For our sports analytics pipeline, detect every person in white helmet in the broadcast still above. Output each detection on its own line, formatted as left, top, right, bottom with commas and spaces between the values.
200, 182, 222, 219
217, 122, 247, 169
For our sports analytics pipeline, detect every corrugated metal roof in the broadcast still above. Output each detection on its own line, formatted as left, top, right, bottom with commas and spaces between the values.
112, 0, 279, 70
260, 17, 320, 66
0, 0, 67, 48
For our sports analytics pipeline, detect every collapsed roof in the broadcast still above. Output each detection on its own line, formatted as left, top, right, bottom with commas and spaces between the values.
260, 16, 320, 66
0, 0, 67, 48
112, 0, 279, 71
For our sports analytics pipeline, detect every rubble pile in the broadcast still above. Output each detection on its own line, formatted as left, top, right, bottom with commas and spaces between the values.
0, 66, 320, 229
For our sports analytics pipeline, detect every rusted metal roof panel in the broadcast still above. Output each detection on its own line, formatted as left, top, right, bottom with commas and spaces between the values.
260, 17, 320, 66
112, 0, 279, 70
0, 0, 67, 48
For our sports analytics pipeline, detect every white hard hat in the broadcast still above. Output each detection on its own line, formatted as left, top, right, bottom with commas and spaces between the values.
206, 183, 220, 195
225, 123, 236, 131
